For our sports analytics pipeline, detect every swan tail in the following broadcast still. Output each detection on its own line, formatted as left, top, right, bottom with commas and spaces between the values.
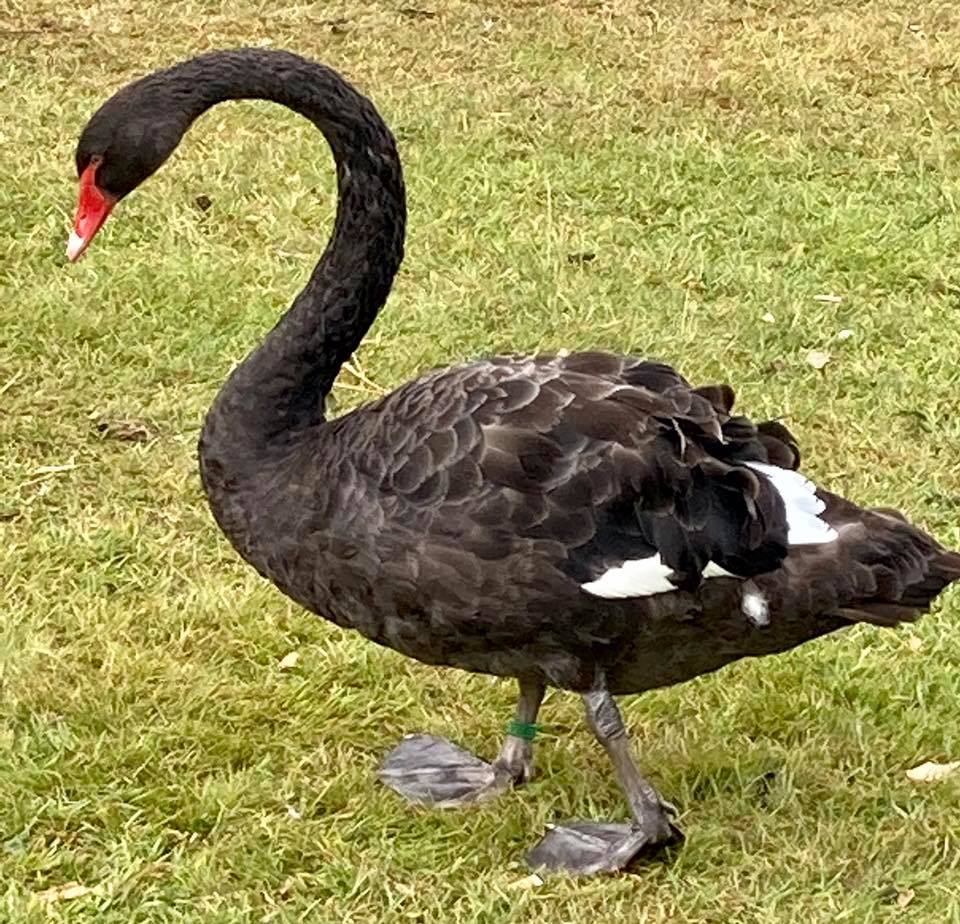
838, 544, 960, 627
759, 487, 960, 629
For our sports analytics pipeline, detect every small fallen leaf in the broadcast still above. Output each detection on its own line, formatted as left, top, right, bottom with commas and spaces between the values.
897, 888, 916, 910
94, 417, 157, 442
906, 760, 960, 783
806, 350, 831, 370
278, 651, 300, 671
508, 873, 544, 890
36, 882, 91, 903
761, 312, 775, 323
836, 328, 854, 340
813, 293, 843, 303
398, 8, 440, 20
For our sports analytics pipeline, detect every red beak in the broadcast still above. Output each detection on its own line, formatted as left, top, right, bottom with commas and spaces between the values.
67, 161, 117, 261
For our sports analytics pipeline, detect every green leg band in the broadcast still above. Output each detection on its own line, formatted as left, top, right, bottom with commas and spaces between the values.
507, 720, 542, 742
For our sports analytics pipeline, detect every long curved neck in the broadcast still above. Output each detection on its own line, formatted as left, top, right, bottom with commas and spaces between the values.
161, 50, 406, 466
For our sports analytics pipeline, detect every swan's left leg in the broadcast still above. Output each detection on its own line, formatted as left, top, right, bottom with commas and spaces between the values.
527, 684, 682, 875
379, 678, 545, 806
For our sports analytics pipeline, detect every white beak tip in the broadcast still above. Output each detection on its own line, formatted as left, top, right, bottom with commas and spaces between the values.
66, 231, 87, 262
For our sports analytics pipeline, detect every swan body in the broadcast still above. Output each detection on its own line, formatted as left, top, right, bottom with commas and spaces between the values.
203, 349, 941, 697
69, 49, 960, 875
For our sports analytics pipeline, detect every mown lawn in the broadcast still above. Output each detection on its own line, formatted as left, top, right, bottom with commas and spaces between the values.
2, 1, 960, 921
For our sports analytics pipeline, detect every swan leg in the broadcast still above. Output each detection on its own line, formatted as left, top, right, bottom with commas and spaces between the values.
378, 679, 545, 807
527, 686, 682, 875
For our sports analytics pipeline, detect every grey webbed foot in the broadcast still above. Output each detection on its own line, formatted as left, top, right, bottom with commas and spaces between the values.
379, 679, 545, 808
528, 681, 683, 876
378, 733, 517, 806
527, 811, 683, 875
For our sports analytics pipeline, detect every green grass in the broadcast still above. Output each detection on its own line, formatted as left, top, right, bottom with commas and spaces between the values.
3, 0, 960, 920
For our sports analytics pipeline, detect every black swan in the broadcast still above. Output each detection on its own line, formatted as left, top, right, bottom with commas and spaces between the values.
68, 48, 960, 875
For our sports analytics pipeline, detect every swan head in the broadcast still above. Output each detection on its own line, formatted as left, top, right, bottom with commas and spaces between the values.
68, 75, 195, 261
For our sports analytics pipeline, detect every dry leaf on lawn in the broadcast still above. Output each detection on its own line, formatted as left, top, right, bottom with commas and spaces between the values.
278, 651, 300, 670
897, 888, 916, 909
806, 350, 831, 370
36, 882, 91, 903
508, 873, 544, 890
94, 417, 157, 442
906, 760, 960, 783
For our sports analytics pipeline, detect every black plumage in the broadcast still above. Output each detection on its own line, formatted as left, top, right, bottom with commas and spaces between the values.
70, 48, 960, 875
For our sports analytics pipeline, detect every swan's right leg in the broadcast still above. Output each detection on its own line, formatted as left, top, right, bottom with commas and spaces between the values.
378, 678, 544, 806
526, 683, 682, 874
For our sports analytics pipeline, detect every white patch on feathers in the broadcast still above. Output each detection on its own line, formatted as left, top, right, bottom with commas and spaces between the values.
583, 462, 835, 601
742, 590, 770, 626
745, 461, 838, 545
582, 557, 742, 599
581, 554, 676, 598
702, 562, 739, 579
